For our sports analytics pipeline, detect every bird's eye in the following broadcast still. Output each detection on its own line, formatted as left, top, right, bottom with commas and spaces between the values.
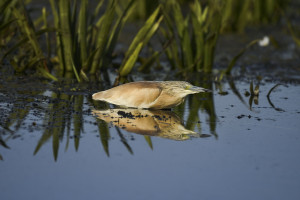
185, 85, 191, 90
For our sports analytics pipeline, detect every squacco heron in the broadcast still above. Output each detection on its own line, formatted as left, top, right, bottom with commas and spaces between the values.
92, 109, 208, 141
92, 81, 210, 109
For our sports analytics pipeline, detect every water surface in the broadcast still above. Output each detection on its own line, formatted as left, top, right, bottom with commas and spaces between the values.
1, 75, 299, 200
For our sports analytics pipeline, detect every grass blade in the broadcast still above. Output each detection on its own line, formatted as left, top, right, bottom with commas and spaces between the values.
12, 4, 44, 61
49, 0, 64, 71
98, 121, 110, 157
218, 38, 260, 81
73, 95, 83, 151
59, 0, 73, 72
116, 127, 133, 155
225, 39, 259, 74
119, 42, 143, 76
105, 0, 136, 57
90, 3, 115, 74
1, 27, 56, 63
144, 135, 153, 150
138, 51, 160, 72
78, 0, 88, 65
0, 19, 17, 32
123, 5, 161, 62
42, 7, 51, 59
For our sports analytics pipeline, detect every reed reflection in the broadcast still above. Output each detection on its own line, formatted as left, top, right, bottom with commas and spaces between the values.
92, 109, 210, 141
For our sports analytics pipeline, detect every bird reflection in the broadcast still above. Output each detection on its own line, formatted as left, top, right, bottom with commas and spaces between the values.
92, 109, 209, 141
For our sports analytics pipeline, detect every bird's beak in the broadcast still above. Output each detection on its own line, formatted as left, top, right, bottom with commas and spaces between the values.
188, 86, 211, 93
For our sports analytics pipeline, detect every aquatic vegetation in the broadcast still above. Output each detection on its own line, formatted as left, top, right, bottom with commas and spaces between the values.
221, 0, 288, 32
0, 0, 297, 81
267, 84, 287, 112
160, 0, 222, 73
0, 0, 161, 81
0, 0, 57, 80
286, 17, 300, 46
182, 79, 217, 137
218, 38, 262, 81
119, 6, 163, 77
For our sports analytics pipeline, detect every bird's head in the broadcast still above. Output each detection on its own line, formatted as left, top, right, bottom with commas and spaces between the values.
163, 81, 211, 97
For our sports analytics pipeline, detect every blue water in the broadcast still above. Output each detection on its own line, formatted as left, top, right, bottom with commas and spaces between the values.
1, 81, 300, 200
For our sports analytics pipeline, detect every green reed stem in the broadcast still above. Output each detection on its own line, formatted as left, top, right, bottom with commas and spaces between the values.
59, 0, 73, 72
42, 7, 51, 59
78, 0, 88, 66
89, 2, 115, 74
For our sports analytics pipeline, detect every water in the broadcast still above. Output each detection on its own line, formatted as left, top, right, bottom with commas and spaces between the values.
1, 75, 300, 200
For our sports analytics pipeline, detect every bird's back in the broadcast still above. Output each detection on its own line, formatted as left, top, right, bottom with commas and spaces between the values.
92, 82, 163, 108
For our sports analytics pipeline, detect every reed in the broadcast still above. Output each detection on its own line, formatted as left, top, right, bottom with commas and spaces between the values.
119, 5, 163, 76
160, 0, 222, 73
221, 0, 287, 32
0, 0, 161, 81
0, 0, 294, 81
1, 0, 57, 80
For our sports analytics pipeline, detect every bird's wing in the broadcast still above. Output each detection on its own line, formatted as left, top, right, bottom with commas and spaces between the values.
99, 82, 162, 108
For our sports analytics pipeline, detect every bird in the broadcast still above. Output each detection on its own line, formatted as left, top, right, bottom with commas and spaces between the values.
92, 81, 211, 109
92, 108, 209, 140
